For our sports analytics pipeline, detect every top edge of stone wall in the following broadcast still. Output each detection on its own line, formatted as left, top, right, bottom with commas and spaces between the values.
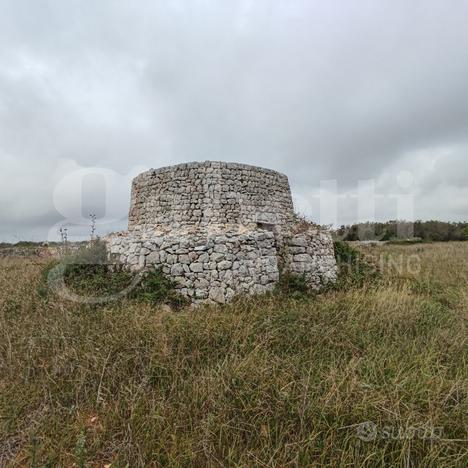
134, 161, 288, 180
128, 160, 295, 230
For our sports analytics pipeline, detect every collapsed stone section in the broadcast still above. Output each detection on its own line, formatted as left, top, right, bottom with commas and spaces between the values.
107, 161, 337, 304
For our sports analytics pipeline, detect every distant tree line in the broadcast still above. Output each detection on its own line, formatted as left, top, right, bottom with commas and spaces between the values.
335, 220, 468, 242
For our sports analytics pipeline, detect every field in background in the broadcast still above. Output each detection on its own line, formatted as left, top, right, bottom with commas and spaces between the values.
0, 242, 467, 466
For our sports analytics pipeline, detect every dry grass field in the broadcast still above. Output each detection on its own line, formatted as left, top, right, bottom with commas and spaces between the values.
0, 242, 467, 466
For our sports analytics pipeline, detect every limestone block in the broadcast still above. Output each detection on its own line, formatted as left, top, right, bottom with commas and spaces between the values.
218, 260, 232, 270
209, 287, 225, 303
190, 263, 203, 273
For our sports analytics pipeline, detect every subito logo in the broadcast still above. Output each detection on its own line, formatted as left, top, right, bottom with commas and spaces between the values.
356, 421, 377, 441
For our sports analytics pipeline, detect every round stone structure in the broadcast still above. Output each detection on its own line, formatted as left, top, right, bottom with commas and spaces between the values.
107, 161, 338, 304
128, 161, 295, 231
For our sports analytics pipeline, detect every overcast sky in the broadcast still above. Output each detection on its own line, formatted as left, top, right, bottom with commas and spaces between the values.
1, 0, 467, 241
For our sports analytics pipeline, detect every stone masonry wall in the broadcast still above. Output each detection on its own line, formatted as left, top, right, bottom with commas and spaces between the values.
108, 161, 338, 304
283, 228, 338, 289
128, 161, 294, 231
108, 229, 279, 304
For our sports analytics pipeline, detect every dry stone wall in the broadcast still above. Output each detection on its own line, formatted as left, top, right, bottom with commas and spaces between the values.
108, 229, 279, 304
128, 161, 294, 231
283, 229, 338, 289
107, 161, 337, 304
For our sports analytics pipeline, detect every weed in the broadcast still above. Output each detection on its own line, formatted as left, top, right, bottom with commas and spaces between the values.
131, 269, 189, 309
334, 240, 380, 289
275, 272, 312, 300
74, 430, 86, 468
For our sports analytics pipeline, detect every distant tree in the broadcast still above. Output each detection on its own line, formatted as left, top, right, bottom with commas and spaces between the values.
336, 220, 468, 242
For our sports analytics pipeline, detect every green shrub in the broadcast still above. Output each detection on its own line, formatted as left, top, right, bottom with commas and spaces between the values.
133, 269, 189, 309
275, 272, 312, 300
53, 241, 134, 297
334, 239, 360, 264
275, 241, 380, 299
334, 240, 379, 288
39, 241, 188, 309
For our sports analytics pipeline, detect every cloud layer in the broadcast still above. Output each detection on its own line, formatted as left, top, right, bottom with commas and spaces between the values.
1, 0, 467, 241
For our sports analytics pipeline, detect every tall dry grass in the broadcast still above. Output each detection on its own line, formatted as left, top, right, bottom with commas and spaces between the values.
0, 243, 467, 466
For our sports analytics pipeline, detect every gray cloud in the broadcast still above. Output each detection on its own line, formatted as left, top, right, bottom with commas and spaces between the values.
1, 0, 467, 241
